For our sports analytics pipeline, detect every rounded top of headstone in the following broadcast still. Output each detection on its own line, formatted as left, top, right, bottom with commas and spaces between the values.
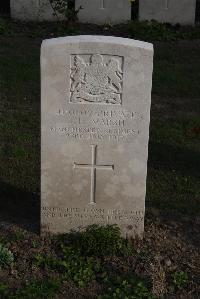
41, 35, 153, 52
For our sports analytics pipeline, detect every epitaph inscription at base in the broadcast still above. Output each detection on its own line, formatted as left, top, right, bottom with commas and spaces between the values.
41, 36, 153, 238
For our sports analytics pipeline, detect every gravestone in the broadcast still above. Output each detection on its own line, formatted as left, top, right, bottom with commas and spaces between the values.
139, 0, 196, 25
0, 0, 10, 15
10, 0, 57, 21
75, 0, 131, 24
41, 36, 153, 238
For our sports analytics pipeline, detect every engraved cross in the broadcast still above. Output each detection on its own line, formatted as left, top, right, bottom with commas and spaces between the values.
165, 0, 169, 9
73, 145, 114, 205
100, 0, 105, 9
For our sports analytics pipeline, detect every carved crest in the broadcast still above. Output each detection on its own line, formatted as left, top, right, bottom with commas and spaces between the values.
70, 54, 123, 104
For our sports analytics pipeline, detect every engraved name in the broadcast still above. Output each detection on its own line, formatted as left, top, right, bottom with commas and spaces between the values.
49, 108, 141, 142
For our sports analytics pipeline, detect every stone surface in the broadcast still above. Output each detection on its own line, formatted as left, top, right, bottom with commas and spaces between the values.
41, 35, 153, 238
10, 0, 57, 21
76, 0, 131, 24
139, 0, 196, 25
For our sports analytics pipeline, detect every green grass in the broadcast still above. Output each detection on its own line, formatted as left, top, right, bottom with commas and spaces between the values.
0, 243, 14, 268
147, 105, 200, 215
0, 38, 40, 193
0, 279, 61, 299
171, 271, 189, 290
59, 224, 133, 257
153, 42, 200, 97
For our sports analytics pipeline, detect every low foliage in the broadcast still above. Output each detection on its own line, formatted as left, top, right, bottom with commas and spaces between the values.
0, 283, 10, 298
172, 271, 189, 289
35, 228, 108, 287
33, 225, 154, 297
128, 20, 200, 41
0, 18, 10, 35
60, 224, 133, 257
59, 247, 99, 287
35, 248, 100, 288
12, 279, 60, 299
35, 225, 133, 288
98, 276, 155, 299
0, 243, 14, 268
49, 0, 81, 22
128, 20, 179, 41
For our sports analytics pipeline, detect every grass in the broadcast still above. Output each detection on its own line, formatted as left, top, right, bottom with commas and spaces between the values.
0, 37, 40, 193
153, 42, 200, 97
0, 279, 61, 299
0, 243, 14, 268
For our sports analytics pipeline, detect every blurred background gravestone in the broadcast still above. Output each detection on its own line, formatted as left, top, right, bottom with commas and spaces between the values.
10, 0, 57, 21
76, 0, 131, 24
139, 0, 197, 25
7, 0, 200, 24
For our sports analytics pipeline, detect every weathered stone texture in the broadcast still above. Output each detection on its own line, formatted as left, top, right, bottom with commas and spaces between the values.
41, 36, 153, 238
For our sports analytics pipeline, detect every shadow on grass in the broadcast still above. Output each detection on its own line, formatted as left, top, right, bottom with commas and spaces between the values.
148, 141, 200, 178
147, 141, 199, 207
0, 181, 40, 233
147, 142, 200, 247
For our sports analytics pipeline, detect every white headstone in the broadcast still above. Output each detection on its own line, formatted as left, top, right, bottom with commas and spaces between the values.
41, 36, 153, 238
10, 0, 57, 21
76, 0, 131, 24
139, 0, 196, 25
